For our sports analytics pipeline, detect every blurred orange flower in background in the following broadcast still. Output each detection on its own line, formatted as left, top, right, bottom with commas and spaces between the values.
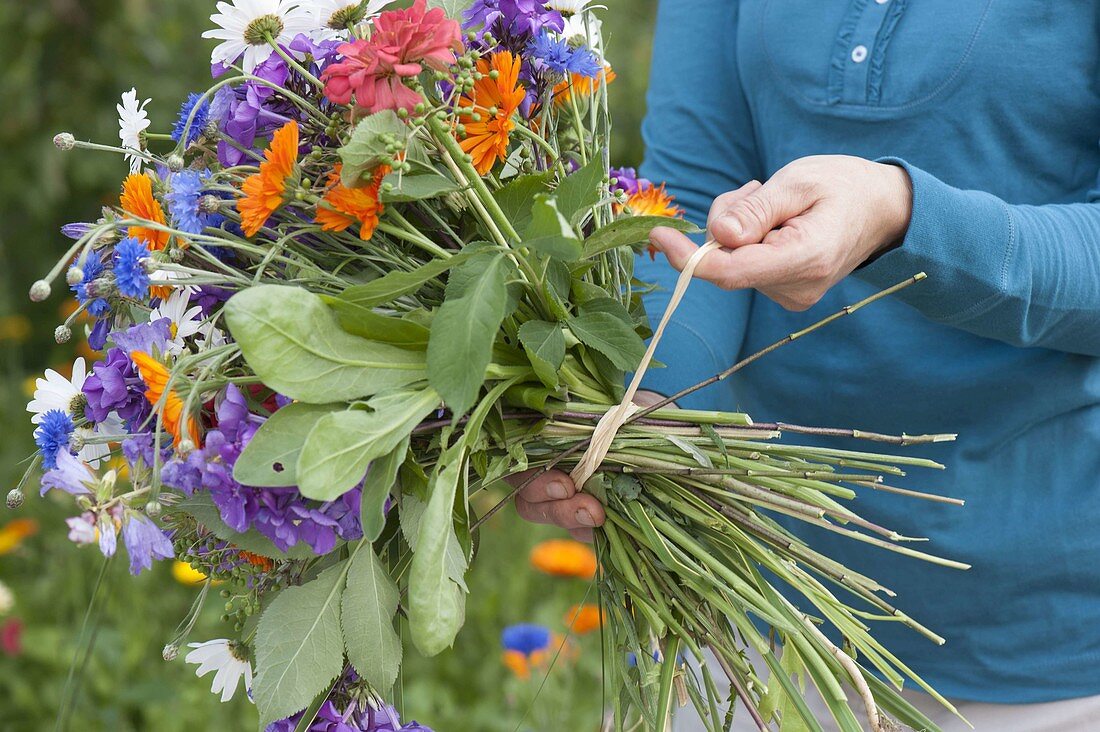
0, 519, 39, 555
529, 538, 597, 580
565, 603, 604, 635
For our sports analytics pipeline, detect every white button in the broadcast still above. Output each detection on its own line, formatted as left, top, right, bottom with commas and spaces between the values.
875, 0, 889, 5
851, 45, 868, 63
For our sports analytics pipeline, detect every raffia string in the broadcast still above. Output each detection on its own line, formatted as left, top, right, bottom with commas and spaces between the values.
570, 239, 722, 489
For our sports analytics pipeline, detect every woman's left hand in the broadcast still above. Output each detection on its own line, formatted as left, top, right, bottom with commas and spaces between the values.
648, 155, 913, 311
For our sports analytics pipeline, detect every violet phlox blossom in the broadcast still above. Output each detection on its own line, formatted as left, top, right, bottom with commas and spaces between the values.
40, 448, 95, 497
463, 0, 564, 48
321, 0, 462, 113
609, 166, 651, 197
82, 346, 150, 424
122, 511, 175, 575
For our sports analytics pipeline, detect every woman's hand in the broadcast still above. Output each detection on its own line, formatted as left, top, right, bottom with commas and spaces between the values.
509, 390, 667, 542
649, 155, 913, 311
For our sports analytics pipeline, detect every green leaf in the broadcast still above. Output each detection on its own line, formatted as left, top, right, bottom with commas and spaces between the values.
379, 171, 459, 202
522, 195, 582, 261
253, 560, 349, 727
325, 302, 430, 349
224, 285, 427, 403
297, 388, 441, 501
234, 403, 341, 487
426, 254, 509, 416
568, 311, 647, 371
583, 216, 701, 258
409, 447, 468, 656
399, 493, 466, 589
339, 111, 410, 188
335, 253, 471, 310
492, 172, 553, 233
360, 436, 408, 541
426, 0, 472, 18
342, 545, 401, 692
517, 320, 565, 389
175, 494, 315, 560
555, 155, 604, 225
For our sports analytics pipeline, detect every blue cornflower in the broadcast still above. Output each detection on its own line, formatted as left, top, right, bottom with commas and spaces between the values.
172, 92, 210, 145
501, 624, 552, 655
166, 169, 214, 235
113, 237, 151, 299
528, 31, 601, 78
71, 252, 110, 318
34, 409, 74, 470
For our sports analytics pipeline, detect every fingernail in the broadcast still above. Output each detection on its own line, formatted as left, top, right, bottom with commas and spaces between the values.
724, 215, 743, 238
576, 509, 596, 527
547, 481, 569, 500
647, 234, 662, 252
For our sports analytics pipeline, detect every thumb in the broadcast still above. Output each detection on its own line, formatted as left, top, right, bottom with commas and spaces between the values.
710, 178, 811, 247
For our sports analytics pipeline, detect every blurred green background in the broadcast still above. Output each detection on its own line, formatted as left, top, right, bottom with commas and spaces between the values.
0, 1, 656, 730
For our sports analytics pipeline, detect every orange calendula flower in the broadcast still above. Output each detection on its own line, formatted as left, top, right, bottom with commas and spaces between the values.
120, 173, 170, 251
625, 183, 683, 219
237, 120, 300, 237
315, 164, 389, 240
554, 63, 616, 106
0, 519, 39, 555
458, 51, 526, 175
130, 351, 200, 448
238, 550, 274, 571
529, 538, 597, 580
565, 603, 604, 635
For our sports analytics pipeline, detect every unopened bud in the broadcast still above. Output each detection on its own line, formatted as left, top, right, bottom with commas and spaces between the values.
177, 439, 196, 456
66, 266, 84, 285
68, 431, 85, 452
168, 247, 185, 263
162, 644, 179, 662
29, 280, 51, 302
166, 154, 185, 172
6, 489, 24, 510
145, 500, 163, 517
54, 132, 75, 150
54, 325, 72, 344
199, 195, 221, 214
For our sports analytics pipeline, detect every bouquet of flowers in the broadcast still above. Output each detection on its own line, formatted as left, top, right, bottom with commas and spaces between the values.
16, 1, 969, 730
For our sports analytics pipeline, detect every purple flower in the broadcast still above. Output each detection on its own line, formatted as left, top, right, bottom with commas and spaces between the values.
61, 222, 93, 240
609, 167, 651, 197
66, 513, 97, 545
97, 509, 119, 558
121, 511, 175, 575
463, 0, 563, 48
193, 285, 234, 316
40, 449, 94, 497
113, 237, 152, 299
172, 92, 210, 145
34, 409, 74, 470
527, 31, 600, 78
83, 347, 147, 423
110, 318, 171, 355
501, 623, 551, 654
88, 319, 110, 351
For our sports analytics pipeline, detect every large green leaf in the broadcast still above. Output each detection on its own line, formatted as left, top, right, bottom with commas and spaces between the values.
409, 447, 468, 656
492, 171, 553, 234
175, 494, 315, 560
339, 111, 410, 188
234, 403, 341, 487
427, 0, 472, 18
296, 388, 441, 501
379, 171, 459, 202
583, 216, 700, 258
555, 155, 604, 225
399, 493, 467, 590
334, 253, 470, 309
325, 302, 430, 349
426, 254, 510, 416
568, 311, 647, 371
342, 545, 402, 693
224, 285, 426, 403
522, 195, 583, 261
360, 436, 408, 542
517, 320, 565, 389
253, 560, 349, 727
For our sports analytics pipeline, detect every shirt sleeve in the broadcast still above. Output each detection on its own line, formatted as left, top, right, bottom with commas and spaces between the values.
634, 0, 759, 411
856, 156, 1100, 357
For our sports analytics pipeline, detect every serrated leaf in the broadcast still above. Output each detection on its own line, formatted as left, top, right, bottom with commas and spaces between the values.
175, 493, 316, 560
234, 403, 341, 487
492, 171, 553, 233
297, 388, 441, 501
409, 447, 468, 656
555, 155, 604, 225
583, 216, 700, 258
523, 195, 582, 261
253, 560, 349, 727
568, 311, 647, 371
426, 254, 509, 416
224, 285, 426, 403
361, 436, 408, 541
379, 171, 459, 202
342, 545, 401, 692
517, 320, 565, 389
399, 493, 466, 590
335, 253, 471, 310
339, 111, 411, 187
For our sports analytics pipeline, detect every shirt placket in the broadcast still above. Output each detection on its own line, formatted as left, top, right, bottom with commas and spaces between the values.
828, 0, 903, 106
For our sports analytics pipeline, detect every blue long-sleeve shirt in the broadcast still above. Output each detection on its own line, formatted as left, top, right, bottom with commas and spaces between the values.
636, 0, 1100, 703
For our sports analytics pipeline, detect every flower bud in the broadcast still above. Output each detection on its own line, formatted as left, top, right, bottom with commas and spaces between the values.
6, 489, 24, 510
177, 439, 196, 456
68, 431, 85, 452
162, 644, 179, 662
199, 195, 222, 214
145, 500, 163, 517
29, 280, 51, 302
66, 266, 84, 286
54, 132, 75, 150
166, 153, 185, 172
54, 325, 72, 344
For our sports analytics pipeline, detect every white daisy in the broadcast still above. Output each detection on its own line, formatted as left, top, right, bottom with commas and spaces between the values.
302, 0, 396, 40
78, 414, 126, 468
202, 0, 314, 74
27, 358, 87, 425
117, 88, 151, 174
150, 290, 205, 355
548, 0, 600, 16
561, 12, 604, 48
185, 639, 254, 703
196, 321, 229, 350
0, 580, 13, 616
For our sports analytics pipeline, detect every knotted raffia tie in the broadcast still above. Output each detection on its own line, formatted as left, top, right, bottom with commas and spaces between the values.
570, 239, 722, 489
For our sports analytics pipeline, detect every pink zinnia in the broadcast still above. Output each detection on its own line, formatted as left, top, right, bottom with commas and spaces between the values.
1, 617, 22, 657
321, 0, 462, 114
